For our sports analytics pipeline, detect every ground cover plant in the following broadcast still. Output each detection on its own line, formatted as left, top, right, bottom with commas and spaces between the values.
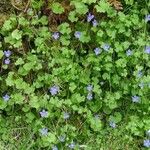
0, 0, 150, 149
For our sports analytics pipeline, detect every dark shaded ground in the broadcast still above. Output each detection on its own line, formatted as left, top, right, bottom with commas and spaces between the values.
0, 0, 13, 26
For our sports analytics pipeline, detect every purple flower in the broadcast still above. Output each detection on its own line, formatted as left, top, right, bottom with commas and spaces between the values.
143, 139, 150, 148
39, 109, 48, 118
94, 47, 101, 55
87, 93, 93, 100
52, 32, 60, 40
132, 95, 140, 103
63, 112, 70, 120
4, 50, 12, 57
126, 49, 133, 56
109, 121, 116, 128
4, 58, 10, 65
87, 84, 93, 92
92, 19, 98, 27
145, 14, 150, 22
52, 145, 58, 150
58, 135, 66, 142
39, 128, 48, 136
74, 31, 81, 39
49, 85, 60, 96
68, 142, 75, 149
3, 94, 10, 102
145, 46, 150, 54
87, 13, 94, 22
102, 43, 110, 51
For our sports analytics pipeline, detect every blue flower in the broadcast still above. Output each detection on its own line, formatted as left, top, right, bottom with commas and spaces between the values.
3, 94, 10, 102
87, 13, 94, 22
109, 121, 116, 128
126, 49, 133, 56
58, 135, 66, 142
132, 95, 140, 103
102, 43, 110, 51
145, 46, 150, 54
92, 19, 98, 27
74, 31, 81, 39
143, 139, 150, 148
39, 128, 48, 136
87, 93, 93, 100
68, 142, 75, 149
4, 58, 10, 65
63, 112, 70, 120
52, 32, 60, 40
52, 145, 58, 150
86, 84, 93, 92
49, 85, 60, 96
137, 70, 143, 78
94, 47, 101, 55
145, 14, 150, 22
94, 114, 100, 119
39, 109, 48, 118
4, 50, 12, 57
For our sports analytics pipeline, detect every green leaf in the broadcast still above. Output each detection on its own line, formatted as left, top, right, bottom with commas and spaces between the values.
58, 23, 71, 34
15, 58, 24, 65
68, 11, 78, 22
79, 31, 91, 43
110, 112, 122, 123
23, 63, 34, 71
82, 0, 96, 4
29, 95, 40, 109
11, 29, 22, 40
51, 2, 64, 14
12, 93, 25, 104
0, 51, 4, 59
95, 0, 110, 13
69, 82, 77, 92
71, 1, 88, 14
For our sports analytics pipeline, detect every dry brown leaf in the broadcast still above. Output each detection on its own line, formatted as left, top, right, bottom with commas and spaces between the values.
108, 0, 123, 10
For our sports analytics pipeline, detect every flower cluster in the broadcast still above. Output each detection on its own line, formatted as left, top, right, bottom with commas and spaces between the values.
143, 139, 150, 148
94, 47, 101, 55
87, 13, 98, 27
52, 145, 58, 150
74, 31, 82, 39
49, 85, 60, 96
132, 95, 140, 103
145, 14, 150, 22
3, 50, 12, 65
63, 112, 70, 120
39, 128, 48, 136
3, 94, 10, 102
52, 32, 60, 40
145, 46, 150, 54
102, 43, 110, 51
86, 84, 93, 100
109, 121, 116, 128
39, 109, 48, 118
126, 49, 133, 56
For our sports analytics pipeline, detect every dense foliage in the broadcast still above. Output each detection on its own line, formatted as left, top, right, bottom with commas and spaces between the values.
0, 0, 150, 149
